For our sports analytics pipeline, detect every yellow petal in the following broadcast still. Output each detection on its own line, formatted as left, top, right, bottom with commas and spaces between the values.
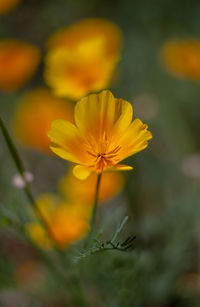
117, 118, 152, 160
113, 164, 133, 171
75, 90, 133, 137
74, 90, 115, 134
73, 165, 92, 180
113, 98, 133, 134
48, 119, 83, 163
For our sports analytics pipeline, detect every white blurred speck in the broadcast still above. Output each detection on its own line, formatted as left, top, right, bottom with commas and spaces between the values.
181, 154, 200, 178
12, 172, 34, 189
133, 94, 159, 121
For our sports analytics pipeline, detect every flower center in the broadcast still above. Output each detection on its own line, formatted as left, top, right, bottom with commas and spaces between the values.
87, 145, 121, 172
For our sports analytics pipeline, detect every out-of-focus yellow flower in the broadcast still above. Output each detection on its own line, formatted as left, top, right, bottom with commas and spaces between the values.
45, 39, 118, 99
59, 169, 124, 205
0, 0, 20, 14
26, 222, 52, 250
0, 39, 40, 91
13, 88, 74, 153
160, 38, 200, 81
47, 18, 121, 56
48, 90, 152, 180
44, 18, 122, 99
26, 194, 90, 249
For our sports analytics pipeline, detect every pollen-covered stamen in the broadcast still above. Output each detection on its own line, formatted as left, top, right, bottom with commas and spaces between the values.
91, 145, 122, 171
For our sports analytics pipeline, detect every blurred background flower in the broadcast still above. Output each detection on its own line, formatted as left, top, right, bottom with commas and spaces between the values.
59, 168, 124, 205
0, 0, 20, 15
0, 39, 40, 91
46, 18, 122, 54
44, 18, 122, 99
26, 194, 90, 249
13, 88, 74, 153
160, 38, 200, 82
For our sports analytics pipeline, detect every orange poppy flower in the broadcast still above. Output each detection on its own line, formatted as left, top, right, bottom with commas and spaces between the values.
0, 39, 40, 91
48, 90, 152, 179
13, 88, 74, 153
59, 168, 124, 205
160, 38, 200, 81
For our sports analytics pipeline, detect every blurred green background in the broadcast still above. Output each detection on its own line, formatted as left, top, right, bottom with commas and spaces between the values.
1, 0, 200, 306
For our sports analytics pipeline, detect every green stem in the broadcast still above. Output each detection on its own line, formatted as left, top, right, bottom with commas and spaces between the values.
0, 116, 25, 174
0, 116, 45, 224
90, 173, 102, 235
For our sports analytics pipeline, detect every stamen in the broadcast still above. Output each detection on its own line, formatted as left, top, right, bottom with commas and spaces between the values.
86, 140, 122, 172
86, 150, 97, 157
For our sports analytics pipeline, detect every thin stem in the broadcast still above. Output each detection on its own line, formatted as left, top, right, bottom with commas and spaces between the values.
0, 116, 25, 175
0, 116, 46, 225
90, 173, 102, 233
111, 216, 129, 243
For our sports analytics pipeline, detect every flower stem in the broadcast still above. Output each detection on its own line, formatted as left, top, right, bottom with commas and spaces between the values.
0, 116, 24, 174
0, 116, 44, 223
90, 173, 102, 235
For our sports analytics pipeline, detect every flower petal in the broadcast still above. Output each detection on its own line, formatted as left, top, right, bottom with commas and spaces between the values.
74, 90, 114, 134
74, 90, 133, 137
117, 118, 152, 160
113, 98, 133, 134
73, 165, 92, 180
113, 164, 133, 171
48, 119, 86, 163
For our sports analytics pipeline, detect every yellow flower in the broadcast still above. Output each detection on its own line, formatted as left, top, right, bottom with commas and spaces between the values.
0, 39, 40, 91
160, 38, 200, 81
26, 194, 90, 249
0, 0, 20, 14
13, 88, 74, 153
47, 18, 121, 57
48, 90, 152, 180
59, 168, 124, 205
44, 18, 122, 100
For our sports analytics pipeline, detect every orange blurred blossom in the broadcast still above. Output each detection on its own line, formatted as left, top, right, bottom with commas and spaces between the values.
47, 18, 121, 55
0, 39, 40, 91
0, 0, 20, 14
48, 90, 152, 180
26, 194, 90, 249
161, 38, 200, 81
59, 168, 124, 205
13, 88, 74, 153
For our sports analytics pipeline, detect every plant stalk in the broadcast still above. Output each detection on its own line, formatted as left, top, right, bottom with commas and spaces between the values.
0, 116, 46, 224
89, 173, 102, 236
